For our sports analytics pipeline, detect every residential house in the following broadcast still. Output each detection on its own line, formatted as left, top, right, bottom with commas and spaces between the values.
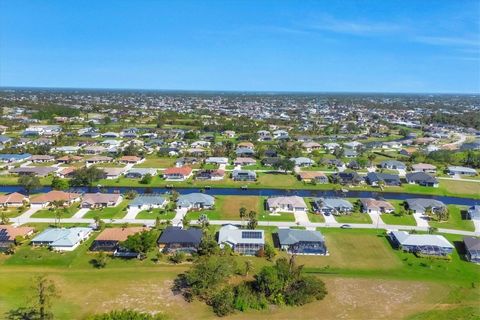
365, 172, 401, 186
0, 153, 31, 163
0, 225, 35, 252
10, 166, 57, 177
0, 192, 28, 207
218, 225, 264, 255
232, 170, 256, 181
331, 172, 363, 185
323, 142, 340, 152
405, 172, 439, 187
297, 171, 328, 184
290, 157, 315, 167
405, 198, 446, 215
302, 142, 322, 153
344, 149, 358, 158
277, 229, 327, 255
412, 163, 437, 173
205, 157, 229, 165
223, 130, 235, 138
313, 198, 353, 215
124, 168, 157, 179
157, 226, 203, 253
31, 227, 93, 251
81, 193, 122, 209
175, 157, 198, 167
29, 155, 55, 163
261, 157, 281, 167
86, 156, 113, 165
264, 149, 278, 157
83, 145, 108, 155
118, 156, 144, 165
344, 141, 363, 150
360, 198, 394, 214
447, 166, 477, 176
56, 155, 83, 164
177, 193, 215, 210
234, 157, 256, 166
195, 169, 225, 181
90, 227, 148, 253
235, 147, 255, 157
266, 196, 307, 213
273, 130, 289, 140
463, 237, 480, 263
30, 191, 81, 208
57, 167, 77, 178
467, 205, 480, 220
129, 194, 168, 210
53, 146, 81, 154
380, 160, 407, 170
101, 132, 120, 138
237, 142, 255, 150
163, 166, 193, 181
388, 231, 454, 256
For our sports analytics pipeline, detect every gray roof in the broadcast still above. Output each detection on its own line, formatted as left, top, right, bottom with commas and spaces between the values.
177, 193, 215, 207
406, 198, 445, 211
464, 237, 480, 251
130, 194, 167, 207
315, 197, 353, 210
390, 231, 453, 248
278, 229, 325, 245
10, 166, 57, 177
126, 168, 157, 175
157, 226, 202, 245
380, 160, 406, 168
406, 172, 438, 184
448, 166, 477, 174
218, 225, 265, 246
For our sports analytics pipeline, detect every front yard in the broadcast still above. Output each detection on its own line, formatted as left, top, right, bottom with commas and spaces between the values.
428, 205, 475, 232
83, 200, 130, 219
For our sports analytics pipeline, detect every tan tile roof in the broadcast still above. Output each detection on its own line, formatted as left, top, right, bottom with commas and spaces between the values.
0, 192, 27, 204
30, 191, 81, 204
164, 166, 192, 176
0, 225, 35, 240
119, 156, 142, 162
82, 193, 121, 205
95, 227, 147, 241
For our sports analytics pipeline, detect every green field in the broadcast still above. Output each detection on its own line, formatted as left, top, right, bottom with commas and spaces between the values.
0, 227, 478, 320
334, 212, 373, 224
428, 205, 475, 232
83, 200, 129, 219
135, 208, 176, 220
186, 195, 264, 221
31, 203, 80, 218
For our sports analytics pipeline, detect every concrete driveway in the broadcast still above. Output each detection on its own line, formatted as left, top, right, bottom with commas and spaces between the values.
367, 212, 386, 228
413, 213, 430, 228
124, 207, 141, 219
172, 208, 188, 226
72, 208, 90, 219
473, 220, 480, 233
293, 210, 309, 225
323, 213, 337, 225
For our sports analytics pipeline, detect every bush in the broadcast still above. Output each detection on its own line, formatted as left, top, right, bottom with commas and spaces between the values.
211, 287, 235, 316
87, 309, 168, 320
169, 251, 186, 264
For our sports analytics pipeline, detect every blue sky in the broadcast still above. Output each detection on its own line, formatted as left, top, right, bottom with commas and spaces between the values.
1, 0, 479, 93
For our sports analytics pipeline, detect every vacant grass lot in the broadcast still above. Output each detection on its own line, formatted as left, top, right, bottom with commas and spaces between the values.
135, 209, 176, 220
429, 205, 474, 232
334, 212, 372, 224
186, 195, 264, 221
0, 227, 478, 319
31, 203, 80, 219
134, 157, 176, 168
83, 200, 129, 219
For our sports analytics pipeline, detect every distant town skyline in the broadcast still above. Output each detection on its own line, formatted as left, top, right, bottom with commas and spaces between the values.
1, 0, 479, 93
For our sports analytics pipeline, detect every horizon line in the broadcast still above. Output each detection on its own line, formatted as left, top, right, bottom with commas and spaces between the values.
0, 85, 479, 96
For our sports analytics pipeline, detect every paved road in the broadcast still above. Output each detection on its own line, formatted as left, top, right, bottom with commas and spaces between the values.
16, 215, 480, 236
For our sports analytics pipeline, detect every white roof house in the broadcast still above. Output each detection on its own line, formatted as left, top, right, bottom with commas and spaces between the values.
31, 227, 93, 251
218, 224, 265, 255
266, 196, 307, 213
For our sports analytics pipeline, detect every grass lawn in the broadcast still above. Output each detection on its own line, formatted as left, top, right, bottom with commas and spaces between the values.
135, 208, 176, 220
334, 212, 372, 224
187, 195, 264, 221
428, 205, 475, 232
308, 212, 325, 222
0, 227, 478, 319
31, 204, 80, 219
0, 207, 27, 219
83, 200, 129, 219
380, 200, 417, 226
134, 157, 176, 168
258, 211, 296, 222
381, 213, 417, 226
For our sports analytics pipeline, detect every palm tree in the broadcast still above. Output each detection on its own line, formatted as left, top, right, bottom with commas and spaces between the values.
239, 207, 247, 227
368, 153, 376, 167
182, 216, 190, 228
244, 260, 254, 277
